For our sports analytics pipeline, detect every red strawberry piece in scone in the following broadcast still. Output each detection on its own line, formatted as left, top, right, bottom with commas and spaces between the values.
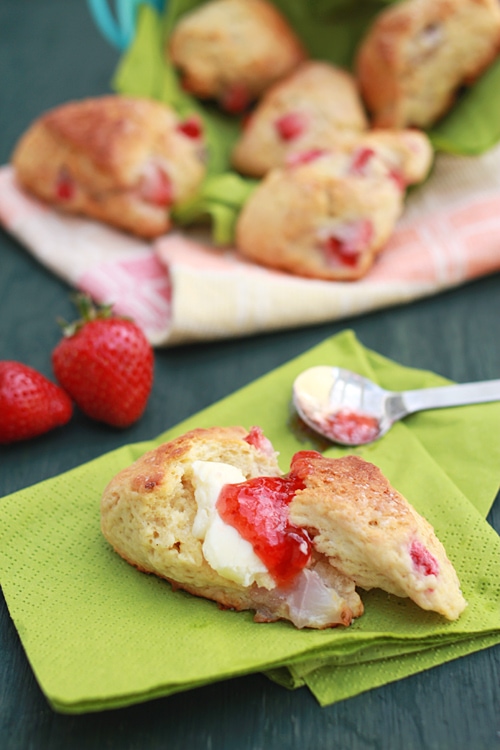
138, 162, 174, 208
274, 111, 308, 141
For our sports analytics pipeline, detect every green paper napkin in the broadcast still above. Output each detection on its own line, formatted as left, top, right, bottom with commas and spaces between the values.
112, 1, 500, 243
1, 330, 499, 713
268, 630, 500, 702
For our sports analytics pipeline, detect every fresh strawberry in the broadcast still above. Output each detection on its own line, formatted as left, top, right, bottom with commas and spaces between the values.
52, 295, 154, 428
0, 361, 72, 444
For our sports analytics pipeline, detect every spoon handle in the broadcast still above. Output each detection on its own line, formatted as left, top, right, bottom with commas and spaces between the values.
400, 379, 500, 416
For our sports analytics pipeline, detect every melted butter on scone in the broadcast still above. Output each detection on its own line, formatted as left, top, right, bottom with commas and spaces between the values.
191, 460, 271, 587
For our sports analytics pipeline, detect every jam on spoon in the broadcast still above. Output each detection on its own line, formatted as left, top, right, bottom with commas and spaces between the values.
293, 365, 500, 447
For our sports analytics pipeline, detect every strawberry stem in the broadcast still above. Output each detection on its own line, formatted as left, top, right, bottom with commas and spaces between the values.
57, 293, 115, 338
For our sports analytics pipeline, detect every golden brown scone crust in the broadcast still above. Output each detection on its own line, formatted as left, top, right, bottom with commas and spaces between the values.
101, 426, 363, 629
232, 61, 368, 177
12, 96, 207, 238
168, 0, 307, 111
290, 453, 467, 620
235, 150, 404, 281
356, 0, 500, 128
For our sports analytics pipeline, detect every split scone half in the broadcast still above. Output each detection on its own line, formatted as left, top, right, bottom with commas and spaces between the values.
100, 426, 467, 629
168, 0, 307, 113
12, 96, 207, 238
356, 0, 500, 128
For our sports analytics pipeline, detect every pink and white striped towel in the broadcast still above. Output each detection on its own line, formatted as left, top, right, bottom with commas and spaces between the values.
1, 143, 500, 346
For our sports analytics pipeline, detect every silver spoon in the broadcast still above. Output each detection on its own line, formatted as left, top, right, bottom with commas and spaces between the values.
292, 366, 500, 447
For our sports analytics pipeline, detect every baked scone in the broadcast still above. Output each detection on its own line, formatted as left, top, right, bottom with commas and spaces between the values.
356, 0, 500, 128
231, 61, 368, 177
101, 426, 364, 629
289, 451, 467, 621
168, 0, 307, 113
101, 426, 466, 628
235, 149, 404, 281
12, 96, 207, 238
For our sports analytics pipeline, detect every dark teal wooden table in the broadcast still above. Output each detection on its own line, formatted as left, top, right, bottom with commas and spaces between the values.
1, 2, 500, 748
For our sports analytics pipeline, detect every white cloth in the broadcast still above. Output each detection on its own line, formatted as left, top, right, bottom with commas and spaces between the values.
1, 143, 500, 346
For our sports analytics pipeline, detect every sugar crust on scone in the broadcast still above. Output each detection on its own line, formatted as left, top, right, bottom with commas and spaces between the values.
356, 0, 500, 128
12, 96, 207, 238
168, 0, 307, 112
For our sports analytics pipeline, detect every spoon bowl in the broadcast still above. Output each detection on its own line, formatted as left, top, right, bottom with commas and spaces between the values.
292, 366, 500, 446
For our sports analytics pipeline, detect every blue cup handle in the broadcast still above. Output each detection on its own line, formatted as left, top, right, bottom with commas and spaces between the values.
87, 0, 166, 50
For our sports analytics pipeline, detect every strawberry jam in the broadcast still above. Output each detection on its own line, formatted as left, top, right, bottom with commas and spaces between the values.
322, 410, 380, 445
410, 540, 439, 577
289, 450, 323, 477
217, 465, 311, 586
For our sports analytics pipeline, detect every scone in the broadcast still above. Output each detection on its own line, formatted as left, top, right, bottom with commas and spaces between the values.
101, 426, 364, 629
289, 451, 467, 621
100, 426, 467, 628
168, 0, 307, 113
235, 149, 404, 281
231, 61, 368, 177
12, 96, 207, 238
356, 0, 500, 128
